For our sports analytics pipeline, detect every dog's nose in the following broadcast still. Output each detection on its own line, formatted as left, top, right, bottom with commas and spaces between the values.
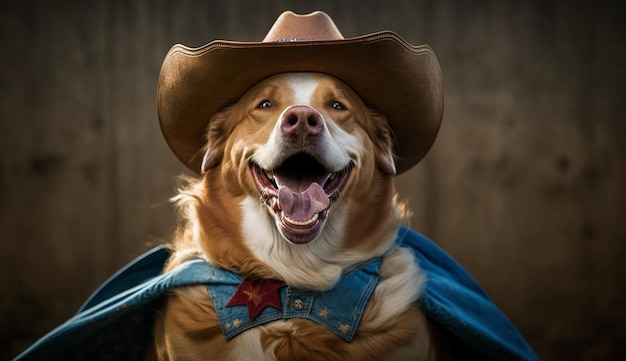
281, 106, 324, 137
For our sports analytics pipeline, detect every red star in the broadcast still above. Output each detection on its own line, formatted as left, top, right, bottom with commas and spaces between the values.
226, 279, 286, 320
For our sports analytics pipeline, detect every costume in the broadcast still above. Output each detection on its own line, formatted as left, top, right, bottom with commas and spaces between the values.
207, 258, 380, 342
12, 227, 538, 361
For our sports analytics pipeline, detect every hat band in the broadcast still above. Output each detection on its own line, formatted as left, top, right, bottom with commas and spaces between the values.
275, 38, 315, 42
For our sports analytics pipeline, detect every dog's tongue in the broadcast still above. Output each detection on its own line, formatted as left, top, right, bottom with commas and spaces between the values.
278, 182, 330, 222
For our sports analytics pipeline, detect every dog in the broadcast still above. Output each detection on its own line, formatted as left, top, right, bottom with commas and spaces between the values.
150, 72, 453, 360
10, 11, 536, 361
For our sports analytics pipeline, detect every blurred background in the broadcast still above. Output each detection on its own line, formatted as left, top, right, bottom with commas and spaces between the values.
1, 1, 624, 359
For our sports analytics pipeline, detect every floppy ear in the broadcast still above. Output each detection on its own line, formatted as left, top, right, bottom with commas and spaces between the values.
201, 106, 234, 173
200, 141, 223, 173
368, 109, 397, 176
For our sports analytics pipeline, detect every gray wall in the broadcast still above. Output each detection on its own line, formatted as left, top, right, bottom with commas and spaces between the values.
2, 1, 624, 359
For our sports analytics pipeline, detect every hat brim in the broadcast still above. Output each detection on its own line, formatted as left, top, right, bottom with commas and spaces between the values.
158, 31, 443, 175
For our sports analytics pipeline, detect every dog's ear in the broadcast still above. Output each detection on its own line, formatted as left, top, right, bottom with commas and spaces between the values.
201, 106, 234, 173
201, 142, 222, 173
368, 109, 397, 176
378, 149, 397, 176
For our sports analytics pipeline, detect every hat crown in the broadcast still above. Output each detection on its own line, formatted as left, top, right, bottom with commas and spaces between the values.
263, 11, 344, 42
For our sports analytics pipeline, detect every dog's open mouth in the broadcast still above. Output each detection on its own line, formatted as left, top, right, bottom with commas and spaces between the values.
251, 153, 353, 244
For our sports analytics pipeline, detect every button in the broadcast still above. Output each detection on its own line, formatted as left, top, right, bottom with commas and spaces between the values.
293, 298, 304, 310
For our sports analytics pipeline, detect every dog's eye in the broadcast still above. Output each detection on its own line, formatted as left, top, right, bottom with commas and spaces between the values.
331, 101, 346, 110
258, 100, 272, 109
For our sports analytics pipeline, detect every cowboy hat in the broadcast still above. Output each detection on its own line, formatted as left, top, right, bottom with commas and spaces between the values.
158, 11, 443, 175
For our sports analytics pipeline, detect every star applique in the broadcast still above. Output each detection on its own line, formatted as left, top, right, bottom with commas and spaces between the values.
338, 324, 351, 334
226, 279, 286, 320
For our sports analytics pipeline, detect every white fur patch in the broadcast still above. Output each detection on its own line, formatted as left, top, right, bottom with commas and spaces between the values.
239, 196, 399, 290
284, 73, 318, 105
240, 196, 345, 290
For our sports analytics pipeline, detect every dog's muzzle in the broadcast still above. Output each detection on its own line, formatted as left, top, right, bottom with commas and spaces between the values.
251, 106, 353, 244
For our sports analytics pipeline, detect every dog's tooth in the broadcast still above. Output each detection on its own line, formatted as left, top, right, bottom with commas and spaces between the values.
281, 212, 319, 227
264, 169, 273, 180
321, 174, 332, 187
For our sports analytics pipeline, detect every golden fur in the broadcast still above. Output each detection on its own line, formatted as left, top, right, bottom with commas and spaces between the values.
151, 73, 453, 360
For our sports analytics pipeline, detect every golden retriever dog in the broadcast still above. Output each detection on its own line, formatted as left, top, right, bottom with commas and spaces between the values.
150, 72, 451, 361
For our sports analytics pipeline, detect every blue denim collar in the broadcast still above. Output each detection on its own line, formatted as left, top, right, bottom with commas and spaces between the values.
206, 258, 381, 342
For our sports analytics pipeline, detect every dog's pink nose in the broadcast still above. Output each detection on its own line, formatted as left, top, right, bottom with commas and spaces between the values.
281, 106, 324, 137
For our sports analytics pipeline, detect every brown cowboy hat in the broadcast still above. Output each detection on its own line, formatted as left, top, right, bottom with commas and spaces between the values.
158, 11, 443, 175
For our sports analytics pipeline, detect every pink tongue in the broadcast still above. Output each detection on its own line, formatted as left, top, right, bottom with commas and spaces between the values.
278, 182, 330, 222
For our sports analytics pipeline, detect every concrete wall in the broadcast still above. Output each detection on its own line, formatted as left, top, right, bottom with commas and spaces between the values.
2, 1, 624, 359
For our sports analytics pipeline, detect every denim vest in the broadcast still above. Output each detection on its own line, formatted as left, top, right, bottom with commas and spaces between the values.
206, 258, 381, 341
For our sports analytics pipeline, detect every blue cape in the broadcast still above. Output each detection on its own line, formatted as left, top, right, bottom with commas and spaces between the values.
12, 227, 538, 361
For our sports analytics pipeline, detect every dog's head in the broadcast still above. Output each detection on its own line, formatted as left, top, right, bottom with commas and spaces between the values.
185, 72, 404, 287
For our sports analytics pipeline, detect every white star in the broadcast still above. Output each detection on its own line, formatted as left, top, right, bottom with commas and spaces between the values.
319, 308, 329, 318
338, 324, 350, 334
